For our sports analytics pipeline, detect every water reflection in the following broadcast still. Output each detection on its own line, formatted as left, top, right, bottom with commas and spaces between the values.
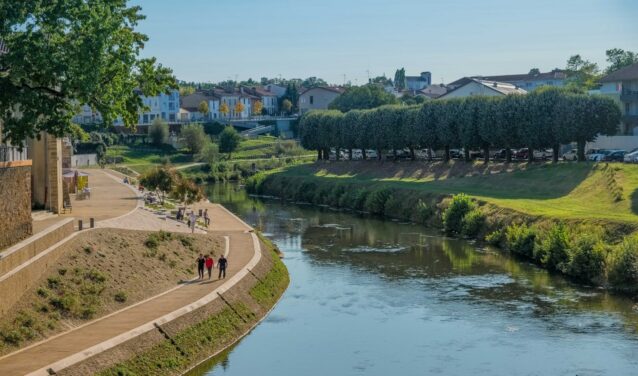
192, 183, 638, 376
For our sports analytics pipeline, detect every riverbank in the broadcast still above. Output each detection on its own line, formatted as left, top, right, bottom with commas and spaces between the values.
247, 160, 638, 292
94, 235, 289, 376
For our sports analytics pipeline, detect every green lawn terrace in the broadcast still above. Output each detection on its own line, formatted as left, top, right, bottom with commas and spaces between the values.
274, 161, 638, 225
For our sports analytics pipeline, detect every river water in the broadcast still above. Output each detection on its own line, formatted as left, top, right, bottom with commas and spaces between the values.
189, 183, 638, 376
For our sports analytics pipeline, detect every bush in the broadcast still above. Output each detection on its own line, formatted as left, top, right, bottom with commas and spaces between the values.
505, 224, 536, 258
568, 235, 606, 284
383, 192, 405, 219
442, 194, 474, 235
145, 235, 160, 249
535, 223, 571, 272
148, 118, 169, 146
461, 209, 485, 237
114, 291, 128, 303
412, 199, 433, 224
485, 230, 504, 246
364, 188, 392, 214
608, 237, 638, 289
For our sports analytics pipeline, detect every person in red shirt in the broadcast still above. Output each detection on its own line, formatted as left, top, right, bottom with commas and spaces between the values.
205, 255, 214, 280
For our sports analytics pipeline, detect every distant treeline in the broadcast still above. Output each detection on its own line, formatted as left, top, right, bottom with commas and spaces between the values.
299, 87, 621, 162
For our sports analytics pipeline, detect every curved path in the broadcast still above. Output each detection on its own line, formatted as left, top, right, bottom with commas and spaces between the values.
0, 204, 258, 376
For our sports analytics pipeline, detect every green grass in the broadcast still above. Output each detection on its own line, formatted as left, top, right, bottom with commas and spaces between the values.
107, 145, 193, 174
270, 161, 638, 224
250, 237, 290, 308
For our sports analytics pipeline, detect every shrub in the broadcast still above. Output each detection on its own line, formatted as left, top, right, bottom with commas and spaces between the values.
114, 291, 128, 303
47, 276, 61, 289
412, 199, 433, 224
568, 235, 606, 284
364, 188, 392, 214
505, 224, 536, 258
179, 236, 193, 247
442, 193, 474, 235
608, 237, 638, 289
485, 230, 504, 246
145, 235, 160, 249
383, 192, 405, 219
2, 330, 22, 345
461, 209, 485, 238
535, 223, 571, 272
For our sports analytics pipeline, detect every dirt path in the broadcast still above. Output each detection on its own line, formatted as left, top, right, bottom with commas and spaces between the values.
0, 206, 256, 376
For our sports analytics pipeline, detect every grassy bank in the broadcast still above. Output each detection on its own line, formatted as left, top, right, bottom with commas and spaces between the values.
247, 161, 638, 292
96, 237, 289, 376
0, 230, 223, 354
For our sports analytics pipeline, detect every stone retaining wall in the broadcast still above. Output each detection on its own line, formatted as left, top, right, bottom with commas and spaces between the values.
0, 219, 75, 316
0, 164, 33, 250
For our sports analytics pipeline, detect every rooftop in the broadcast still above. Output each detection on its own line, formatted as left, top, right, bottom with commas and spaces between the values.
600, 62, 638, 82
472, 69, 567, 83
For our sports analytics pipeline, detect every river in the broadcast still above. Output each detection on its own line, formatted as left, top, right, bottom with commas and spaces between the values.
188, 183, 638, 376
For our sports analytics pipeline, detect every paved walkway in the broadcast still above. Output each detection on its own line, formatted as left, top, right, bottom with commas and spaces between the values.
0, 206, 256, 376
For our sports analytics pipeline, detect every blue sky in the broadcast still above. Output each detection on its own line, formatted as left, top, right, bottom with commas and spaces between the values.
132, 0, 637, 85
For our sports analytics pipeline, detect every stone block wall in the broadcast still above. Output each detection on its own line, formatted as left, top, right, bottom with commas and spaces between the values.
0, 164, 33, 249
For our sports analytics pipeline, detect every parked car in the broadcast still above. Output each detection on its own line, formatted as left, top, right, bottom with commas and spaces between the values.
624, 149, 638, 163
449, 149, 462, 159
514, 148, 546, 160
588, 149, 610, 161
603, 150, 626, 162
351, 149, 363, 160
491, 149, 508, 160
562, 149, 578, 161
365, 150, 378, 159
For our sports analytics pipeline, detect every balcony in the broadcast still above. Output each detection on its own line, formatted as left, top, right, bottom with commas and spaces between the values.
620, 90, 638, 102
0, 145, 29, 163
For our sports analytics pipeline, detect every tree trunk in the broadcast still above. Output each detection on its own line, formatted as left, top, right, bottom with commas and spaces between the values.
317, 149, 322, 160
393, 149, 398, 161
409, 147, 415, 161
506, 148, 512, 163
577, 141, 586, 162
362, 149, 367, 160
427, 148, 433, 162
552, 144, 559, 163
464, 147, 470, 162
528, 147, 534, 163
444, 145, 450, 162
377, 149, 382, 161
483, 143, 490, 164
349, 148, 353, 160
336, 148, 340, 161
324, 148, 330, 160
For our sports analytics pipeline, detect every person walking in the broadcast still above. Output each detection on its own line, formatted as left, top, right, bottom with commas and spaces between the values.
204, 209, 210, 227
205, 255, 214, 279
189, 211, 196, 233
218, 254, 228, 279
197, 254, 205, 279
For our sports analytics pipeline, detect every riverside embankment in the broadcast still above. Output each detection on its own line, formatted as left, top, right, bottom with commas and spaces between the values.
247, 161, 638, 292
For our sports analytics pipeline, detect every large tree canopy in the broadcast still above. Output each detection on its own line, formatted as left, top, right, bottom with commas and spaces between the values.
0, 1, 176, 144
328, 84, 398, 112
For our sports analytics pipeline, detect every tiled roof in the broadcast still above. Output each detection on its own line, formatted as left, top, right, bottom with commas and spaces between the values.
439, 78, 527, 98
600, 62, 638, 82
299, 86, 345, 95
473, 70, 567, 82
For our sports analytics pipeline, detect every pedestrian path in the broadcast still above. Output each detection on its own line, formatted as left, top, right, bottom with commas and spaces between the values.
0, 205, 259, 376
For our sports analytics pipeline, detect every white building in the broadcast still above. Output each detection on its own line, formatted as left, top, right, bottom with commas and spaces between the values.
439, 78, 527, 99
405, 72, 432, 92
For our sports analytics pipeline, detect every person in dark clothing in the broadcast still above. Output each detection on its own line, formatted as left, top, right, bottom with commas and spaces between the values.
197, 254, 205, 279
205, 255, 214, 279
218, 255, 228, 279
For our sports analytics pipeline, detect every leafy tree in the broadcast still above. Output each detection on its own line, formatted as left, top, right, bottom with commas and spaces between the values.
302, 77, 328, 88
328, 85, 398, 112
299, 111, 322, 159
282, 99, 293, 114
140, 166, 177, 204
341, 110, 362, 159
179, 85, 195, 96
493, 95, 525, 162
218, 126, 242, 158
401, 107, 421, 159
565, 54, 601, 90
436, 99, 462, 161
67, 123, 89, 142
370, 75, 393, 86
170, 173, 203, 205
394, 68, 407, 91
196, 141, 220, 166
457, 98, 484, 161
198, 101, 209, 119
0, 1, 176, 144
253, 100, 264, 116
219, 102, 230, 118
202, 121, 226, 136
148, 118, 169, 146
180, 123, 207, 154
234, 101, 245, 117
528, 68, 541, 75
605, 48, 638, 74
475, 96, 500, 163
417, 102, 440, 161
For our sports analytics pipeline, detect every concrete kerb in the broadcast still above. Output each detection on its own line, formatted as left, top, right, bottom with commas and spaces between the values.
25, 233, 261, 376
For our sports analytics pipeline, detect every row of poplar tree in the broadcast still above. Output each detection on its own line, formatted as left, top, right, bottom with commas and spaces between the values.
299, 87, 622, 163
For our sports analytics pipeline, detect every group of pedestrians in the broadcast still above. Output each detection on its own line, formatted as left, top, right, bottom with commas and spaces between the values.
183, 208, 211, 233
197, 253, 228, 280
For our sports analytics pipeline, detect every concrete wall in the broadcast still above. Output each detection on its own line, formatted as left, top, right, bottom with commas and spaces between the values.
587, 135, 638, 151
0, 164, 33, 249
0, 219, 75, 316
71, 153, 98, 167
299, 88, 341, 113
29, 133, 63, 213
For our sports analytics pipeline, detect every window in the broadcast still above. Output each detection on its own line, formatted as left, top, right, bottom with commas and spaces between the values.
310, 95, 314, 105
143, 114, 149, 123
626, 103, 631, 114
